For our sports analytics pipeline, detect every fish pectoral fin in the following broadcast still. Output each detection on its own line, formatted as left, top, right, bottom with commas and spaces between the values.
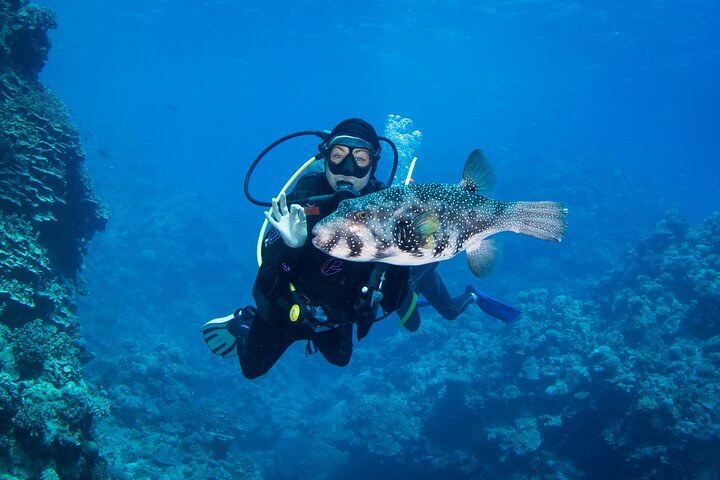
422, 235, 434, 250
460, 149, 497, 194
410, 211, 440, 236
466, 238, 500, 278
395, 213, 439, 252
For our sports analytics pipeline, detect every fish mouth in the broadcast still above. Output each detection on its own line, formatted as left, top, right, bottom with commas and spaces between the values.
312, 226, 371, 260
310, 235, 324, 250
311, 227, 340, 253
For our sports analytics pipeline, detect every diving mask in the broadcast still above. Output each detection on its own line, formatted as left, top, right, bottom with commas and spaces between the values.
325, 135, 375, 178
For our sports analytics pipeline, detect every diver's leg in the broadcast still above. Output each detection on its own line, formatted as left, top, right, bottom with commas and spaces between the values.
417, 270, 474, 320
396, 263, 441, 330
396, 290, 422, 332
239, 312, 296, 379
408, 263, 437, 290
312, 324, 353, 367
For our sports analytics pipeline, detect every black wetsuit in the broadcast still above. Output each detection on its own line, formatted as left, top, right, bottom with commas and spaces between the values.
398, 263, 476, 332
239, 173, 409, 379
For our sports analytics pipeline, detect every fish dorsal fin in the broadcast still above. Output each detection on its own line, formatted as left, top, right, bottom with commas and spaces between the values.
460, 149, 497, 194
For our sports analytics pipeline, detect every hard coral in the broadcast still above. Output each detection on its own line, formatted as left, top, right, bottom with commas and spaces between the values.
11, 319, 56, 377
12, 378, 108, 457
486, 416, 542, 456
1, 0, 108, 477
0, 371, 19, 421
0, 1, 56, 74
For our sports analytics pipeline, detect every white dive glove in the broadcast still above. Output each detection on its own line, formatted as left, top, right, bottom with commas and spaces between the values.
264, 192, 308, 248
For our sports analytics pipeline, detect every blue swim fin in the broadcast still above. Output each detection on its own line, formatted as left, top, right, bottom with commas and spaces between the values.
415, 297, 431, 308
468, 287, 522, 323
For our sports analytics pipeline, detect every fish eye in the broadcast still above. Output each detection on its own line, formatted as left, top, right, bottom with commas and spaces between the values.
355, 211, 367, 221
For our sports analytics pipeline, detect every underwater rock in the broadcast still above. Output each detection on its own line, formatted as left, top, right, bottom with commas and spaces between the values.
1, 1, 109, 477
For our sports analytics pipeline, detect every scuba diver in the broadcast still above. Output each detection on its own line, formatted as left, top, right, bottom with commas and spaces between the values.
201, 118, 410, 379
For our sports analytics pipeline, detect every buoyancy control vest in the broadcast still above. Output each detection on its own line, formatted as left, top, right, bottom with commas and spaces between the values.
251, 173, 409, 339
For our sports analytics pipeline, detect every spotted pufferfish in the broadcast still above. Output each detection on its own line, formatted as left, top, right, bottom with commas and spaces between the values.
311, 150, 568, 277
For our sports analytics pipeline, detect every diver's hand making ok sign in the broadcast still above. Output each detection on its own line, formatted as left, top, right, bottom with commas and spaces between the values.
264, 192, 308, 248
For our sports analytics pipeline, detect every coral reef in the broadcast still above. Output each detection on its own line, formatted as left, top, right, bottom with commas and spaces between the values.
0, 0, 55, 74
319, 210, 720, 479
8, 2, 708, 477
84, 342, 264, 479
68, 134, 718, 479
1, 1, 713, 479
1, 1, 108, 327
1, 1, 109, 478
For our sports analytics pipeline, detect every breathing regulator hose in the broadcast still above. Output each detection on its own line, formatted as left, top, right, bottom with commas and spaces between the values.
245, 130, 400, 267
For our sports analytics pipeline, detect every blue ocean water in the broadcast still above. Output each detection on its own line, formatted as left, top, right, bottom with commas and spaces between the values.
36, 0, 720, 478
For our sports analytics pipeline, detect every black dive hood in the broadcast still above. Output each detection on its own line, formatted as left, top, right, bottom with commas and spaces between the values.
244, 130, 399, 208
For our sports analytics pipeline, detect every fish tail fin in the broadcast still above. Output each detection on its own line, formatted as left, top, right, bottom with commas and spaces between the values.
508, 201, 568, 242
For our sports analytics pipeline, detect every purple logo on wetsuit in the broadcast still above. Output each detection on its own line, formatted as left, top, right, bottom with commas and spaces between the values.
320, 259, 343, 276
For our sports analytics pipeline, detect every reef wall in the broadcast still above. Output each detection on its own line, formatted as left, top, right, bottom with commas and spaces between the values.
1, 1, 109, 478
